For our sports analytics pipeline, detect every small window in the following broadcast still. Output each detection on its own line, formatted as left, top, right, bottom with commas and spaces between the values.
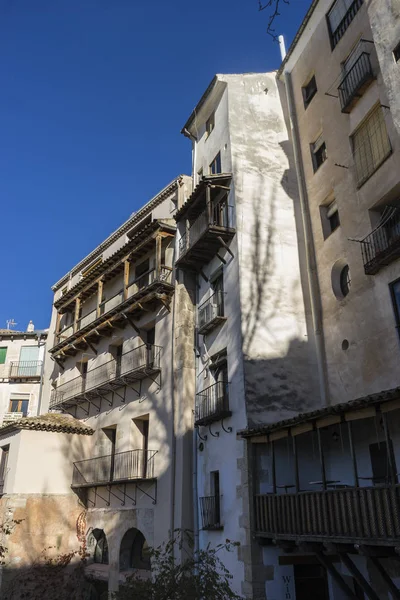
390, 278, 400, 340
0, 348, 7, 365
9, 399, 29, 416
0, 446, 9, 494
369, 440, 397, 485
352, 105, 392, 187
302, 75, 317, 109
211, 470, 221, 526
320, 199, 340, 239
311, 134, 327, 172
327, 0, 363, 48
393, 41, 400, 63
206, 113, 215, 138
340, 264, 351, 297
209, 152, 222, 175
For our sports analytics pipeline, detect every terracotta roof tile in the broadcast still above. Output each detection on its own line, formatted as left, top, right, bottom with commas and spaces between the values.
0, 413, 93, 436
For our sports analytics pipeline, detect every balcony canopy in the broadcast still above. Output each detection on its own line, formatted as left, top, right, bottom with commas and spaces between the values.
174, 174, 232, 222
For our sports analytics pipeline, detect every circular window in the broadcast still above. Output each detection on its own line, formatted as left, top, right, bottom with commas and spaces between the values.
342, 339, 349, 351
331, 260, 351, 300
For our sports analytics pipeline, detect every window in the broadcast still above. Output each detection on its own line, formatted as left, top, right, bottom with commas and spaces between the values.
209, 152, 222, 175
327, 0, 363, 48
311, 134, 327, 172
294, 564, 329, 600
18, 346, 40, 376
212, 273, 224, 316
390, 278, 400, 339
352, 105, 392, 187
320, 199, 340, 239
9, 395, 29, 416
302, 75, 317, 109
119, 528, 151, 571
206, 113, 215, 138
0, 446, 9, 494
340, 264, 351, 297
90, 529, 109, 564
0, 348, 7, 365
369, 440, 397, 484
393, 41, 400, 63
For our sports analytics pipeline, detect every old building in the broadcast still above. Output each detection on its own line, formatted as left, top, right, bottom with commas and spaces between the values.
239, 0, 400, 598
177, 72, 320, 598
0, 323, 47, 428
0, 175, 195, 597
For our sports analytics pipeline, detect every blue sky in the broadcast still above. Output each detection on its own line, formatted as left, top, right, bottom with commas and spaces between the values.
0, 0, 311, 330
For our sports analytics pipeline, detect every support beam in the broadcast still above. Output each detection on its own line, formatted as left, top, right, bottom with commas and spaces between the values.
369, 556, 400, 600
292, 435, 300, 493
97, 279, 104, 318
83, 337, 98, 356
271, 441, 276, 494
217, 236, 234, 258
121, 313, 140, 335
216, 253, 226, 265
206, 184, 212, 223
155, 234, 162, 279
316, 553, 358, 599
55, 312, 62, 339
339, 553, 380, 600
347, 421, 359, 487
199, 269, 208, 283
316, 427, 327, 490
382, 412, 397, 484
74, 297, 81, 333
123, 260, 130, 300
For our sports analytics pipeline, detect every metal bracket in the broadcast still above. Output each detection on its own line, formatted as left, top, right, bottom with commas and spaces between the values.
94, 486, 110, 507
123, 378, 142, 398
106, 485, 126, 506
146, 370, 162, 392
221, 419, 232, 434
196, 426, 208, 442
209, 423, 220, 438
136, 480, 157, 505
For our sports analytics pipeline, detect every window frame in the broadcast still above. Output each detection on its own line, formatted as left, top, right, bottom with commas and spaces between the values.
0, 347, 7, 365
390, 277, 400, 340
302, 75, 317, 109
310, 134, 327, 173
209, 152, 222, 175
326, 0, 363, 50
8, 398, 29, 416
206, 113, 215, 139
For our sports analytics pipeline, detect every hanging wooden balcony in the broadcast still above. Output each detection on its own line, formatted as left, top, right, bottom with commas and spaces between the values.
254, 484, 400, 546
72, 448, 157, 488
50, 344, 161, 410
195, 381, 231, 426
360, 207, 400, 274
51, 267, 173, 357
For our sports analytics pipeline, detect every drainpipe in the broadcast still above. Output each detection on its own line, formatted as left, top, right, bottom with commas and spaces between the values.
170, 271, 178, 551
182, 128, 197, 191
283, 70, 329, 405
36, 335, 47, 415
193, 281, 200, 563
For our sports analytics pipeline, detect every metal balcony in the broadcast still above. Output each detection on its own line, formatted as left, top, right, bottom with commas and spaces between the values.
338, 51, 373, 113
360, 207, 400, 274
72, 449, 157, 488
254, 484, 400, 545
176, 205, 235, 270
50, 344, 161, 409
8, 361, 42, 380
329, 0, 363, 48
195, 381, 231, 426
199, 495, 223, 530
198, 291, 226, 335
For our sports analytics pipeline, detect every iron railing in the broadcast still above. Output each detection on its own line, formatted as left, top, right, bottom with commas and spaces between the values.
338, 51, 373, 112
50, 343, 162, 408
72, 449, 157, 487
178, 204, 234, 258
199, 495, 222, 530
195, 381, 230, 425
9, 361, 42, 378
198, 291, 225, 331
254, 485, 400, 543
329, 0, 363, 48
360, 208, 400, 274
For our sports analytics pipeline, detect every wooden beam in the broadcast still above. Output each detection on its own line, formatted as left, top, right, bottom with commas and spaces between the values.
96, 279, 104, 318
292, 435, 300, 492
271, 441, 276, 494
369, 556, 400, 599
206, 184, 212, 223
156, 234, 162, 279
123, 260, 130, 300
339, 553, 380, 600
82, 337, 98, 356
217, 236, 234, 257
216, 253, 226, 265
74, 297, 81, 333
199, 269, 208, 282
55, 312, 62, 337
317, 427, 327, 490
121, 313, 140, 335
316, 553, 358, 599
382, 412, 397, 484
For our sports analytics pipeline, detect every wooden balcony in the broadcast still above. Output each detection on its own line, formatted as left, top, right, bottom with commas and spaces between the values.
72, 448, 157, 488
51, 266, 173, 357
8, 361, 42, 380
254, 485, 400, 546
50, 344, 161, 410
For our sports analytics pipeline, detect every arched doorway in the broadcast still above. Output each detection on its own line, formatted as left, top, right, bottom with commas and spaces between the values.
119, 528, 151, 571
88, 528, 109, 565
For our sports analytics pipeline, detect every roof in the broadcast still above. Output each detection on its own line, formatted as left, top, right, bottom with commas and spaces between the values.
52, 175, 190, 291
0, 329, 48, 339
276, 0, 320, 78
174, 174, 232, 221
181, 75, 219, 138
0, 413, 94, 436
238, 386, 400, 438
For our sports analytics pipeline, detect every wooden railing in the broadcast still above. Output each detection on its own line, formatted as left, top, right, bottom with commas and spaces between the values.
178, 204, 234, 258
254, 485, 400, 542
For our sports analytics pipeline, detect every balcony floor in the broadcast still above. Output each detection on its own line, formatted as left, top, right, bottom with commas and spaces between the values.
195, 409, 232, 427
198, 315, 227, 336
176, 226, 235, 270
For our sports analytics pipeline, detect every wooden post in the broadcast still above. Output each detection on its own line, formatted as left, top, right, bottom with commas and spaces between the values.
317, 427, 327, 490
96, 280, 104, 318
292, 435, 300, 492
155, 234, 162, 280
123, 261, 130, 300
271, 441, 276, 494
382, 412, 397, 484
206, 184, 212, 223
347, 421, 359, 487
55, 312, 61, 339
74, 297, 81, 333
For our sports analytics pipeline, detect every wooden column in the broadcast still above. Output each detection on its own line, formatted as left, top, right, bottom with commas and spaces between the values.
292, 436, 300, 493
382, 412, 397, 484
271, 441, 276, 494
347, 421, 359, 487
123, 260, 130, 300
316, 427, 327, 490
206, 184, 212, 223
155, 234, 162, 280
74, 297, 81, 333
96, 279, 104, 318
55, 312, 61, 337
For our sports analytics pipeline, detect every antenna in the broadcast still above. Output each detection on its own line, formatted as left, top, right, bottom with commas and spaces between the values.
6, 319, 17, 330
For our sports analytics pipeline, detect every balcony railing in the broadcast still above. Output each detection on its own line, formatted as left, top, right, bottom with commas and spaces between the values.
50, 343, 162, 408
55, 266, 172, 346
338, 51, 373, 113
199, 495, 222, 530
195, 381, 230, 426
254, 485, 400, 544
72, 449, 157, 488
360, 208, 400, 274
198, 291, 226, 335
9, 361, 42, 379
329, 0, 363, 48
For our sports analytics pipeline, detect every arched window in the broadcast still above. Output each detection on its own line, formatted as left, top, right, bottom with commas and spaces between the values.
89, 529, 109, 565
119, 528, 151, 571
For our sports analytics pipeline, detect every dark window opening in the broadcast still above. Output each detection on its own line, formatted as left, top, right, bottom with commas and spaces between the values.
340, 264, 351, 297
294, 564, 329, 600
311, 135, 327, 172
320, 200, 340, 239
302, 75, 317, 108
369, 440, 397, 485
91, 529, 109, 565
390, 278, 400, 341
211, 470, 221, 525
0, 445, 9, 494
119, 528, 151, 571
209, 152, 222, 175
327, 0, 363, 49
206, 113, 215, 138
393, 41, 400, 63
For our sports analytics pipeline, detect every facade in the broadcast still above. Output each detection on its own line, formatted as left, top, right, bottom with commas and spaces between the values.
239, 1, 400, 599
0, 324, 47, 428
0, 175, 196, 597
177, 73, 320, 598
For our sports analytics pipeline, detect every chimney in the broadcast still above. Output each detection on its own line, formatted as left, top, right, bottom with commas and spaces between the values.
27, 320, 34, 332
